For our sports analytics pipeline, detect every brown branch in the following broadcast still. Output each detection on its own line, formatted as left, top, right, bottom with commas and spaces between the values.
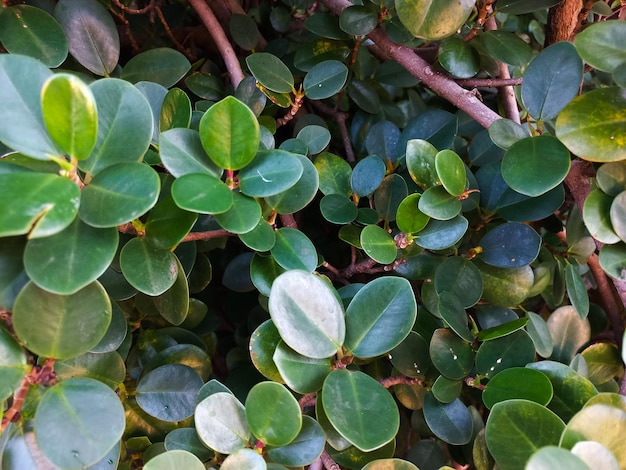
455, 77, 523, 88
464, 0, 496, 42
588, 254, 624, 346
545, 0, 583, 45
279, 213, 298, 229
320, 449, 341, 470
379, 374, 424, 388
277, 95, 304, 127
111, 0, 156, 15
188, 0, 245, 89
321, 0, 503, 128
117, 223, 233, 242
298, 393, 316, 410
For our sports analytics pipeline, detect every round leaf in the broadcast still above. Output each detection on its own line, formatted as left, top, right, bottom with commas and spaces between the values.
571, 441, 621, 470
496, 0, 562, 14
439, 36, 480, 79
475, 330, 536, 378
265, 154, 319, 214
250, 319, 285, 383
395, 0, 474, 40
239, 150, 303, 197
266, 415, 326, 466
479, 222, 541, 268
221, 448, 266, 470
339, 5, 378, 35
583, 188, 621, 244
574, 20, 626, 73
479, 30, 533, 66
273, 341, 332, 393
246, 53, 294, 93
213, 192, 262, 234
297, 125, 331, 155
476, 259, 534, 307
159, 128, 222, 178
418, 186, 462, 221
268, 270, 345, 359
199, 96, 260, 170
0, 326, 28, 401
360, 225, 397, 265
344, 276, 417, 358
35, 378, 125, 468
351, 155, 386, 197
136, 364, 203, 422
320, 194, 359, 224
119, 237, 178, 296
423, 393, 473, 445
396, 194, 430, 234
315, 152, 352, 196
271, 227, 318, 272
229, 14, 260, 50
13, 281, 111, 360
435, 149, 466, 196
171, 172, 233, 214
322, 369, 399, 452
599, 243, 626, 282
434, 256, 483, 308
159, 87, 192, 132
121, 48, 191, 88
245, 381, 302, 446
429, 328, 474, 380
24, 218, 118, 295
143, 450, 204, 470
414, 215, 468, 250
501, 135, 571, 197
546, 305, 591, 364
389, 331, 430, 377
303, 60, 349, 99
0, 5, 68, 67
195, 392, 251, 454
483, 367, 553, 409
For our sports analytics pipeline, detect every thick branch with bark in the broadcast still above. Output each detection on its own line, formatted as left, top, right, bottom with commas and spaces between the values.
321, 0, 503, 128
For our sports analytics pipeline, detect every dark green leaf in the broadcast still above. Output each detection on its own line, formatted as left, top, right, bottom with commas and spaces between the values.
429, 328, 474, 380
414, 216, 468, 250
479, 30, 533, 66
351, 155, 386, 197
339, 5, 378, 36
439, 37, 479, 78
480, 222, 541, 268
214, 192, 262, 234
320, 194, 358, 224
434, 256, 483, 308
303, 60, 349, 99
418, 186, 462, 221
266, 415, 326, 466
389, 331, 430, 377
229, 14, 260, 50
171, 172, 233, 215
273, 341, 331, 393
0, 326, 28, 401
121, 48, 191, 87
423, 393, 473, 445
483, 367, 553, 409
246, 53, 294, 93
271, 227, 318, 272
475, 330, 536, 378
119, 237, 178, 296
496, 0, 563, 14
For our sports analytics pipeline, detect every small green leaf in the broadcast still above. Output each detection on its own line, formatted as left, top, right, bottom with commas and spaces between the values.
119, 237, 178, 296
250, 319, 285, 383
239, 219, 276, 252
0, 326, 28, 401
418, 186, 462, 221
246, 53, 294, 93
527, 447, 592, 470
434, 256, 483, 308
351, 155, 386, 197
475, 330, 536, 378
599, 243, 626, 282
239, 150, 303, 197
245, 381, 302, 446
266, 154, 319, 214
575, 20, 626, 73
479, 30, 533, 66
414, 216, 468, 250
266, 415, 326, 466
488, 118, 530, 150
565, 264, 590, 319
423, 393, 473, 445
320, 194, 358, 224
297, 125, 331, 155
214, 192, 262, 234
35, 378, 125, 468
199, 96, 260, 170
396, 194, 430, 234
435, 149, 466, 196
480, 222, 542, 268
303, 60, 349, 99
322, 369, 399, 452
395, 0, 474, 40
271, 227, 318, 272
121, 48, 191, 87
439, 36, 480, 78
526, 311, 554, 357
406, 139, 441, 189
389, 331, 430, 377
13, 281, 111, 360
583, 188, 621, 244
144, 450, 205, 470
0, 5, 68, 67
339, 5, 378, 36
273, 341, 331, 393
269, 270, 345, 359
429, 328, 474, 380
159, 88, 192, 132
229, 14, 260, 50
315, 152, 353, 196
483, 367, 553, 409
547, 305, 591, 364
360, 225, 397, 265
195, 392, 250, 454
160, 128, 222, 178
171, 172, 233, 215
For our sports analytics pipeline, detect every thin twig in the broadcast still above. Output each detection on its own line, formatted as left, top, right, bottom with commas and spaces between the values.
117, 223, 233, 243
320, 449, 341, 470
308, 100, 355, 162
464, 0, 496, 42
188, 0, 245, 88
111, 0, 156, 15
455, 77, 523, 88
588, 254, 623, 346
379, 374, 424, 388
321, 0, 503, 128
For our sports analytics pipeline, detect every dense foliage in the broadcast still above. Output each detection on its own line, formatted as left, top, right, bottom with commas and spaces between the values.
1, 0, 626, 468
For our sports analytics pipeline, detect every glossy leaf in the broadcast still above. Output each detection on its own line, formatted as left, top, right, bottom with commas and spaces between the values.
488, 118, 529, 150
439, 36, 479, 78
395, 0, 474, 40
159, 88, 192, 132
485, 399, 565, 470
571, 441, 620, 470
396, 194, 430, 234
320, 194, 358, 224
195, 392, 251, 454
245, 381, 302, 446
435, 149, 466, 196
303, 60, 349, 99
0, 54, 61, 159
35, 378, 125, 468
527, 446, 589, 470
477, 259, 534, 307
315, 152, 353, 196
479, 30, 533, 66
239, 150, 303, 197
160, 128, 222, 178
143, 450, 204, 470
479, 222, 541, 268
496, 0, 562, 14
423, 393, 473, 445
24, 218, 118, 295
547, 305, 591, 364
374, 174, 408, 223
119, 237, 178, 296
221, 448, 266, 470
351, 155, 386, 197
214, 192, 262, 234
583, 188, 621, 244
250, 254, 286, 297
199, 96, 260, 170
565, 264, 590, 319
582, 342, 623, 385
151, 256, 190, 325
429, 328, 474, 380
501, 135, 571, 197
0, 326, 28, 401
483, 367, 553, 409
418, 186, 462, 221
0, 5, 67, 67
239, 219, 276, 252
80, 78, 153, 175
266, 415, 326, 466
55, 0, 119, 75
246, 53, 294, 93
271, 227, 318, 272
476, 330, 536, 378
144, 196, 197, 250
229, 14, 260, 50
266, 153, 320, 213
171, 172, 233, 215
121, 48, 191, 87
344, 276, 417, 357
414, 215, 468, 250
360, 225, 397, 265
400, 112, 458, 162
273, 341, 331, 393
297, 125, 331, 155
599, 243, 626, 282
574, 21, 626, 73
322, 369, 399, 452
269, 270, 345, 359
13, 281, 111, 360
0, 172, 80, 239
136, 364, 203, 422
597, 162, 626, 197
41, 73, 98, 160
434, 256, 483, 308
389, 331, 430, 377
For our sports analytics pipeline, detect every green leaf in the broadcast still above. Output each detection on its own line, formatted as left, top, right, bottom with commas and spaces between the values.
271, 227, 318, 272
250, 319, 285, 383
483, 367, 553, 409
303, 60, 349, 99
396, 194, 430, 234
320, 194, 358, 224
582, 342, 623, 385
390, 331, 430, 378
475, 330, 536, 378
199, 96, 260, 170
119, 237, 178, 296
0, 5, 68, 67
565, 264, 590, 319
501, 135, 571, 197
221, 448, 266, 470
13, 281, 111, 360
360, 225, 397, 265
121, 48, 191, 87
339, 5, 378, 35
597, 162, 626, 197
35, 378, 125, 468
79, 162, 160, 227
24, 218, 117, 295
151, 256, 190, 325
374, 174, 408, 223
136, 364, 203, 422
423, 393, 473, 445
476, 259, 534, 307
344, 277, 417, 357
229, 14, 260, 50
522, 42, 582, 121
171, 172, 233, 215
405, 139, 439, 189
245, 381, 302, 446
526, 447, 592, 470
429, 328, 474, 380
439, 36, 479, 79
547, 305, 591, 364
347, 79, 381, 114
239, 219, 276, 252
437, 291, 473, 342
495, 0, 562, 14
266, 153, 320, 214
315, 152, 353, 196
418, 186, 462, 221
575, 20, 626, 73
0, 172, 80, 239
41, 73, 98, 160
480, 222, 541, 268
144, 196, 198, 250
351, 155, 386, 197
365, 121, 400, 163
159, 128, 222, 178
322, 369, 399, 452
431, 375, 462, 403
54, 0, 120, 75
54, 350, 125, 390
583, 188, 621, 244
479, 30, 533, 67
561, 404, 626, 467
488, 118, 530, 150
164, 429, 214, 461
246, 53, 294, 93
250, 254, 286, 297
611, 191, 626, 244
80, 78, 153, 175
159, 88, 191, 132
143, 450, 205, 470
0, 326, 28, 401
195, 392, 251, 454
269, 270, 345, 358
485, 399, 565, 470
0, 54, 61, 159
599, 243, 626, 282
526, 311, 554, 357
297, 125, 331, 155
477, 317, 528, 341
434, 256, 483, 308
266, 415, 326, 466
273, 341, 331, 393
435, 149, 466, 196
414, 215, 468, 250
239, 150, 303, 197
527, 361, 598, 422
186, 72, 225, 101
395, 0, 474, 40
